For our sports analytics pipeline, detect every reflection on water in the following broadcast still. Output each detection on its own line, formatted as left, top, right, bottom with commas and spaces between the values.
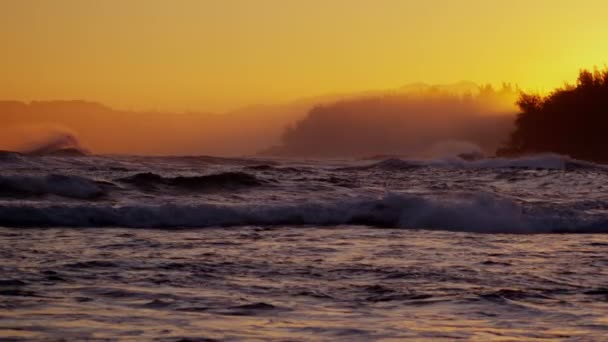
1, 227, 608, 340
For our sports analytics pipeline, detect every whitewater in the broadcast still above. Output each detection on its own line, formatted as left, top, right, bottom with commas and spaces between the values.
0, 153, 607, 233
1, 153, 608, 340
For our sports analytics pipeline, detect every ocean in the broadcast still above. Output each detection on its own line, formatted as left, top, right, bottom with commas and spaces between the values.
1, 153, 608, 340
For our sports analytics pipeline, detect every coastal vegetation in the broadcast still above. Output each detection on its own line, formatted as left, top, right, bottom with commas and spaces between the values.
499, 68, 608, 162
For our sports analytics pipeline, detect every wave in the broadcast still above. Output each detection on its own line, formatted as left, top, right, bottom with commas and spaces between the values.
344, 158, 422, 171
0, 174, 105, 199
30, 147, 88, 157
21, 129, 89, 156
0, 151, 23, 162
355, 154, 606, 171
117, 172, 264, 190
0, 192, 605, 233
157, 155, 278, 165
244, 164, 307, 173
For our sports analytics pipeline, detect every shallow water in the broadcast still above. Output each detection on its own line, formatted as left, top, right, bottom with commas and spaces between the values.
1, 227, 608, 340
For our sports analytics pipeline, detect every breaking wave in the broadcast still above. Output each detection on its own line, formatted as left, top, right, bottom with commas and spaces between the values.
0, 192, 605, 233
357, 154, 606, 171
21, 129, 89, 156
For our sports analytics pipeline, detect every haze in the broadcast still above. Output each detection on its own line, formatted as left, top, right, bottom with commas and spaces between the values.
2, 0, 607, 112
1, 0, 607, 156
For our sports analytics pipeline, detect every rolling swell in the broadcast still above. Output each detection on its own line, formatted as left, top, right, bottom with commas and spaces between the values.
353, 154, 607, 171
117, 172, 264, 190
0, 192, 605, 233
0, 174, 105, 199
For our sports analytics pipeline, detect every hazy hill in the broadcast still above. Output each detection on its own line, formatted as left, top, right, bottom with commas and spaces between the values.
0, 83, 518, 157
264, 85, 517, 158
0, 100, 313, 156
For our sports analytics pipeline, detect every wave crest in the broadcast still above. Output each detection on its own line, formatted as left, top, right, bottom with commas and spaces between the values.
0, 192, 605, 233
358, 154, 606, 171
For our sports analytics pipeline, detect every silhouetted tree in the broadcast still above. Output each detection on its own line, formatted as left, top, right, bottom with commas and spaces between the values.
498, 68, 608, 162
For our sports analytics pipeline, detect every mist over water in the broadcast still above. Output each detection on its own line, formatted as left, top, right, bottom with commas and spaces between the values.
267, 84, 518, 158
0, 100, 310, 156
0, 83, 517, 157
23, 132, 87, 156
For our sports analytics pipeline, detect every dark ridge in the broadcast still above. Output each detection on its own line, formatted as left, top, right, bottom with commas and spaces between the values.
117, 172, 264, 190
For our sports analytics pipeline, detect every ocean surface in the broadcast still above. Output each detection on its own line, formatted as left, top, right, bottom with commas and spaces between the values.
1, 153, 608, 340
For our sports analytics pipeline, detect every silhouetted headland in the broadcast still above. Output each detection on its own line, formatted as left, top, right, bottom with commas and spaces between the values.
499, 68, 608, 163
264, 84, 517, 158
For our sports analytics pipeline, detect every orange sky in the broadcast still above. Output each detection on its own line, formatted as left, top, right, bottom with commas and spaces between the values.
1, 0, 607, 112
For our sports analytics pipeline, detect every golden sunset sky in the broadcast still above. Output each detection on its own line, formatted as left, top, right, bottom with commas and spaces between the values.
1, 0, 607, 112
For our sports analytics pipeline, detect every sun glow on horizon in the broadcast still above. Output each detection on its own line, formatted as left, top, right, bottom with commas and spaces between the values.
1, 0, 607, 112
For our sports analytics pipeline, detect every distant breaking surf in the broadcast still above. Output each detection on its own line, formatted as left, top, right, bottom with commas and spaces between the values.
0, 153, 606, 233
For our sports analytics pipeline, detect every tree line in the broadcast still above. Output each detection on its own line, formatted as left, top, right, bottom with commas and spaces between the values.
499, 68, 608, 162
